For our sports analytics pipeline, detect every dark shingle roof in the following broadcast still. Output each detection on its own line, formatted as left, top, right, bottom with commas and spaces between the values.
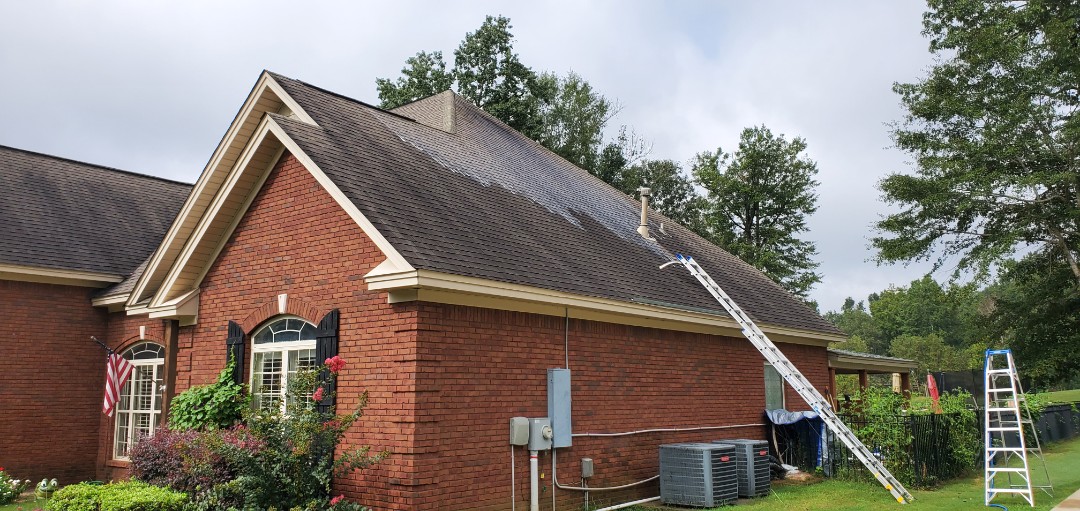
0, 145, 192, 280
268, 74, 840, 335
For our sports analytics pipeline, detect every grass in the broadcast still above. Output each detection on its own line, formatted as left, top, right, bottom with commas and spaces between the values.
1039, 389, 1080, 404
0, 496, 44, 511
630, 435, 1080, 511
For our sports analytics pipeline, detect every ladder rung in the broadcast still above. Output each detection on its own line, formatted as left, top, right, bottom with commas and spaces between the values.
987, 427, 1023, 431
987, 447, 1026, 452
987, 488, 1033, 494
987, 369, 1014, 375
987, 408, 1020, 412
988, 467, 1029, 473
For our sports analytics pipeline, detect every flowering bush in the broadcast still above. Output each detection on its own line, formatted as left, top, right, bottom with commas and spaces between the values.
131, 357, 384, 510
0, 467, 29, 504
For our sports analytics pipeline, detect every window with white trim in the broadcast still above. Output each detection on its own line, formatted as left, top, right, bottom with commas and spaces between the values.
250, 317, 318, 412
114, 342, 165, 459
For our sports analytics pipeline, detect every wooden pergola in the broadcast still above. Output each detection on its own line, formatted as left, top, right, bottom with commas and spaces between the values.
827, 348, 918, 409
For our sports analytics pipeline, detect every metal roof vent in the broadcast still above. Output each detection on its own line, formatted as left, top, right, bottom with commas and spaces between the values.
637, 186, 651, 239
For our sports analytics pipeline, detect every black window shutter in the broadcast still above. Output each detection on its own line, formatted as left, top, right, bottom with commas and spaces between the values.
226, 320, 246, 385
315, 309, 339, 414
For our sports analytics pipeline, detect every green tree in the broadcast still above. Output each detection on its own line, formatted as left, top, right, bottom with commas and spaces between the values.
824, 298, 885, 354
377, 16, 557, 140
593, 126, 650, 193
376, 16, 617, 164
692, 125, 822, 298
375, 51, 454, 109
889, 333, 970, 374
622, 159, 706, 233
990, 251, 1080, 387
876, 0, 1080, 285
868, 275, 984, 351
538, 72, 616, 171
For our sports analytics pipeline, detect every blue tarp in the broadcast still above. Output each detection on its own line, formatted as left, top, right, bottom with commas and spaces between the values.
765, 409, 826, 469
766, 409, 819, 425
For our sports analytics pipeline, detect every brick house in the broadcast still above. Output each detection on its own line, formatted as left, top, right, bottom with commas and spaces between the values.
1, 71, 855, 510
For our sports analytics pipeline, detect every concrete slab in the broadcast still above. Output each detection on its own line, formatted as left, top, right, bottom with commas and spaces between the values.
1052, 488, 1080, 510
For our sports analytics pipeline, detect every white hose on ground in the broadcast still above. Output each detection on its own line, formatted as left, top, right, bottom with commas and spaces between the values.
593, 496, 661, 511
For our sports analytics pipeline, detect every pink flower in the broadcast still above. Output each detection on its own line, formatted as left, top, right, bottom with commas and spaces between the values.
312, 387, 325, 402
325, 356, 346, 374
330, 495, 345, 506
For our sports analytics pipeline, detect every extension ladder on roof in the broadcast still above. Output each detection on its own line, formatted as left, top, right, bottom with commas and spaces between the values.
669, 254, 913, 504
984, 349, 1052, 507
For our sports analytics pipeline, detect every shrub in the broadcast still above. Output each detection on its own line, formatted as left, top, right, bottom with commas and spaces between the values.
47, 481, 186, 511
168, 358, 248, 431
0, 467, 30, 505
130, 426, 263, 498
136, 357, 384, 510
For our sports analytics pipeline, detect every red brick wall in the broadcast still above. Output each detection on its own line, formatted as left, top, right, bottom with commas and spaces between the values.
0, 280, 108, 484
179, 153, 422, 509
410, 304, 829, 511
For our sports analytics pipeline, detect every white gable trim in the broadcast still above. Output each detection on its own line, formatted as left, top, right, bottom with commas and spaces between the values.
143, 116, 414, 313
128, 72, 316, 308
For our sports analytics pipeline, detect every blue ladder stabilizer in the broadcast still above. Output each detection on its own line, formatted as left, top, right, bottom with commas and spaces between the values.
986, 349, 1011, 355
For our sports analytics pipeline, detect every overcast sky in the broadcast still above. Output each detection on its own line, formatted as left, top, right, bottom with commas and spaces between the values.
0, 1, 940, 312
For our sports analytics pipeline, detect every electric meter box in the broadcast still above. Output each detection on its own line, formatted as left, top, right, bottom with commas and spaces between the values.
528, 417, 553, 451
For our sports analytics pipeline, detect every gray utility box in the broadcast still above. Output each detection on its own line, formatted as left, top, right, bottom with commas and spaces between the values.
659, 443, 738, 507
547, 368, 572, 448
715, 439, 771, 497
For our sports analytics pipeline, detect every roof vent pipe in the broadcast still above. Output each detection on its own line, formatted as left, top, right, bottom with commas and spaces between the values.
637, 187, 651, 239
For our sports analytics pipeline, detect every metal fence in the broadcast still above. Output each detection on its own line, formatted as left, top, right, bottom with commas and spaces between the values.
770, 412, 979, 488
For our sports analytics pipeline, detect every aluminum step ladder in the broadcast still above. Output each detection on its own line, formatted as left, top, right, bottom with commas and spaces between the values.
984, 349, 1051, 507
669, 254, 913, 504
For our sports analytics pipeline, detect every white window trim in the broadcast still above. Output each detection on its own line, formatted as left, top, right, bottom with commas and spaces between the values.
113, 344, 165, 460
250, 317, 317, 413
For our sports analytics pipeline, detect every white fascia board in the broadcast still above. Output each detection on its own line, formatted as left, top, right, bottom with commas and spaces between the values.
0, 263, 122, 288
366, 269, 844, 346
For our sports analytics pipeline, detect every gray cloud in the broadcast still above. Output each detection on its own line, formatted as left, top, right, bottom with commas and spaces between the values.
0, 0, 941, 312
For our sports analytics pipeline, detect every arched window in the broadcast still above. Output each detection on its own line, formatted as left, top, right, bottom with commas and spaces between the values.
113, 342, 165, 459
251, 317, 318, 411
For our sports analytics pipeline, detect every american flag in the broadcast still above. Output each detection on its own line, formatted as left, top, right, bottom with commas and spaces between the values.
103, 352, 134, 417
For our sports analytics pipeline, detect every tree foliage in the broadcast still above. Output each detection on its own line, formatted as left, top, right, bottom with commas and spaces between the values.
538, 72, 616, 171
692, 125, 822, 298
990, 251, 1080, 386
620, 159, 705, 232
374, 51, 453, 110
876, 0, 1080, 285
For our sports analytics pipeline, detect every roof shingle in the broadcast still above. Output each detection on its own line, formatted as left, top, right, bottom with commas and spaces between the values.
268, 73, 841, 336
0, 145, 192, 280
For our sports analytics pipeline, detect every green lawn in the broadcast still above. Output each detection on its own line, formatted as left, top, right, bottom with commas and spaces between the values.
1040, 388, 1080, 404
0, 496, 44, 511
633, 435, 1080, 511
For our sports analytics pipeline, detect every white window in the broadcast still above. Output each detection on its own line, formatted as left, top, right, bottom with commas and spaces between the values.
765, 363, 786, 411
114, 342, 165, 459
250, 317, 318, 412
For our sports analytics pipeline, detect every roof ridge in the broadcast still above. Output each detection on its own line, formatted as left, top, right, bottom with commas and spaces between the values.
0, 144, 194, 187
265, 71, 420, 124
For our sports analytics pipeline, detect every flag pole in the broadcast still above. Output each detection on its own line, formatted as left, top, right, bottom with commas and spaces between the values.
91, 336, 113, 354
